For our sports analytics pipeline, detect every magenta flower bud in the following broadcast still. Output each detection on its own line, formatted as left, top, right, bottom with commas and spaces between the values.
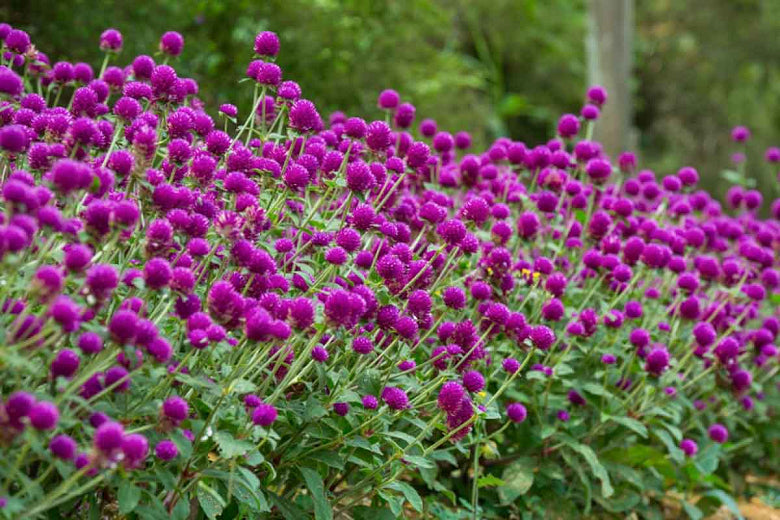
51, 348, 80, 378
6, 392, 35, 419
382, 387, 410, 410
362, 395, 379, 410
28, 401, 59, 430
99, 28, 123, 52
333, 402, 349, 416
507, 403, 527, 423
708, 423, 728, 444
252, 403, 278, 427
121, 433, 149, 464
680, 438, 698, 457
50, 434, 77, 460
159, 31, 184, 57
502, 358, 520, 374
254, 31, 280, 56
155, 440, 178, 460
162, 396, 189, 424
463, 371, 485, 393
437, 382, 466, 414
94, 421, 125, 453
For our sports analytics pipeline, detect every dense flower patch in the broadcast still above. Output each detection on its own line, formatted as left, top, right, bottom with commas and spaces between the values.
0, 23, 778, 519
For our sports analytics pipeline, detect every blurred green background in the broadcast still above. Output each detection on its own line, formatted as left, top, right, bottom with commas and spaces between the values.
4, 0, 780, 201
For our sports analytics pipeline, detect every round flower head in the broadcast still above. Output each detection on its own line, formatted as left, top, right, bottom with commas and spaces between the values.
382, 387, 410, 410
160, 31, 184, 56
530, 325, 556, 350
378, 89, 400, 109
361, 395, 379, 409
731, 125, 750, 142
645, 346, 670, 375
51, 348, 80, 378
50, 434, 77, 460
587, 85, 608, 106
680, 438, 698, 457
122, 433, 149, 464
254, 31, 280, 56
502, 358, 520, 374
252, 403, 278, 427
94, 421, 124, 453
333, 402, 349, 416
29, 401, 59, 430
99, 28, 123, 51
708, 423, 728, 444
507, 403, 527, 423
162, 396, 189, 424
438, 382, 466, 414
155, 440, 178, 460
463, 371, 485, 392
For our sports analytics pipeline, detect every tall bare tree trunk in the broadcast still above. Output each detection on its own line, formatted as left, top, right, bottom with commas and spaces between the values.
586, 0, 634, 157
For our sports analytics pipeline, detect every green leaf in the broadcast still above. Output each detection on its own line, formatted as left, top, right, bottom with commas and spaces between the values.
310, 450, 346, 470
499, 456, 535, 504
117, 481, 142, 514
430, 449, 458, 466
695, 444, 720, 475
701, 490, 743, 519
384, 481, 423, 512
681, 500, 703, 520
171, 498, 191, 520
583, 382, 611, 397
605, 414, 648, 438
352, 506, 396, 520
197, 483, 225, 520
563, 439, 614, 498
300, 467, 333, 520
268, 491, 310, 520
654, 429, 684, 463
304, 395, 328, 421
477, 474, 506, 488
402, 454, 436, 468
214, 431, 254, 459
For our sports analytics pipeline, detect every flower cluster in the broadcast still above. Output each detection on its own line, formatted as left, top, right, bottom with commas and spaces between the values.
0, 22, 777, 519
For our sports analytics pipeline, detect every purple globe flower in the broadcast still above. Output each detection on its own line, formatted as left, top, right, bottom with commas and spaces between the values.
162, 396, 189, 424
680, 438, 698, 457
254, 31, 280, 56
50, 434, 77, 460
438, 382, 466, 414
506, 403, 527, 423
252, 403, 278, 427
160, 31, 184, 56
708, 423, 729, 444
99, 28, 123, 51
28, 402, 59, 430
155, 439, 179, 460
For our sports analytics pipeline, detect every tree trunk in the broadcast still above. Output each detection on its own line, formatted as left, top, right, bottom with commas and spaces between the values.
586, 0, 635, 157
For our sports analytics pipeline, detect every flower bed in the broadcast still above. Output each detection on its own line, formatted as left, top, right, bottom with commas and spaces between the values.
0, 24, 778, 519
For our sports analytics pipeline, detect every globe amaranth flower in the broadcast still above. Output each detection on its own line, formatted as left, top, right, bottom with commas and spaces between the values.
680, 438, 698, 457
377, 89, 400, 110
99, 28, 123, 52
160, 31, 184, 56
252, 403, 278, 426
645, 346, 670, 375
437, 382, 466, 414
254, 31, 280, 57
50, 434, 78, 460
162, 396, 189, 425
155, 440, 178, 460
708, 423, 729, 444
507, 403, 527, 423
382, 386, 410, 410
463, 371, 485, 392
